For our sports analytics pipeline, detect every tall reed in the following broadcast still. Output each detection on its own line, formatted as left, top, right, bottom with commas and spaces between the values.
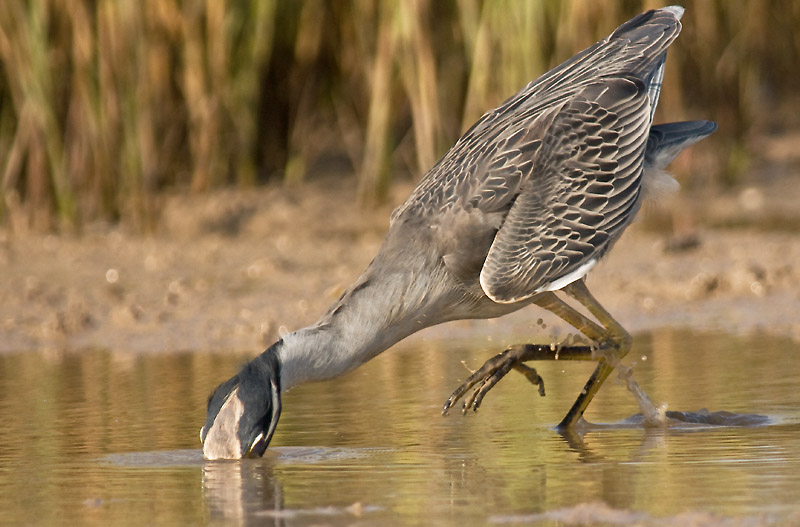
0, 0, 797, 230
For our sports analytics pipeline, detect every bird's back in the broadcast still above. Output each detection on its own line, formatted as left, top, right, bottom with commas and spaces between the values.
389, 7, 698, 306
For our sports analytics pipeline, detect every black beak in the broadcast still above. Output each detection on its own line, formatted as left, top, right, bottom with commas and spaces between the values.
244, 377, 282, 458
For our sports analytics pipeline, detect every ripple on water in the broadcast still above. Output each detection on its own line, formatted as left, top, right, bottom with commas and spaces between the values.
100, 446, 384, 468
490, 501, 795, 527
581, 409, 774, 431
3, 329, 799, 527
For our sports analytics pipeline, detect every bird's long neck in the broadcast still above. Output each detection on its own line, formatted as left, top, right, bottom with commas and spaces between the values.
275, 248, 449, 391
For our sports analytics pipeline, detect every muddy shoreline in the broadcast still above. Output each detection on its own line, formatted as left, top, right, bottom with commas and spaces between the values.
2, 177, 799, 354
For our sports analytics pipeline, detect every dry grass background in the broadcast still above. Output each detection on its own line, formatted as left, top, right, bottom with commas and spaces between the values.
0, 0, 798, 232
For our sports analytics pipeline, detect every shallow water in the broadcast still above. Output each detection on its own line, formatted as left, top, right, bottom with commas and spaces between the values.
1, 330, 799, 526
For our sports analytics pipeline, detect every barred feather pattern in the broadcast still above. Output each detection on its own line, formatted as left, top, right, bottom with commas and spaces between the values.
389, 7, 690, 304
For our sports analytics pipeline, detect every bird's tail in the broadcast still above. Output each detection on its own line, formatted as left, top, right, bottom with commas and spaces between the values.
645, 120, 717, 169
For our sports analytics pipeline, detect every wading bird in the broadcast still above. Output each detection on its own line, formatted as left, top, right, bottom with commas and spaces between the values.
201, 6, 716, 459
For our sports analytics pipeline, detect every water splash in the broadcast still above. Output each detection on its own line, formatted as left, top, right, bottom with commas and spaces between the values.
612, 362, 771, 429
616, 363, 670, 427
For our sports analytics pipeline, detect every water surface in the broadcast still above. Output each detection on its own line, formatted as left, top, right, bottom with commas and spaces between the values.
1, 330, 798, 526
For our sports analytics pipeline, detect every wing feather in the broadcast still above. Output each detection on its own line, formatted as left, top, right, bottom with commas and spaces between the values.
391, 8, 682, 225
480, 77, 650, 303
386, 8, 688, 304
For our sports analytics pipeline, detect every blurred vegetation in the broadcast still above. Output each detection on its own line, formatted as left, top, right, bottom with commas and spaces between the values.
0, 0, 798, 231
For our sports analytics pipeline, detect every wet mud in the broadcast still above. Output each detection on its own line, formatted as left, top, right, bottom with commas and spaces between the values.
1, 177, 799, 354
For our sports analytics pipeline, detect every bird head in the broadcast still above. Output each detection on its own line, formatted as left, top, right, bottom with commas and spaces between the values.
200, 346, 282, 459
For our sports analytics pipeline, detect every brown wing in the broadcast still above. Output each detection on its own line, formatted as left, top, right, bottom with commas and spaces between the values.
387, 8, 683, 301
392, 7, 682, 224
479, 77, 650, 303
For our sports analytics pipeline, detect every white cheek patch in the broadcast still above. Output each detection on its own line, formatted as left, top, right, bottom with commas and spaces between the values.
202, 388, 246, 460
